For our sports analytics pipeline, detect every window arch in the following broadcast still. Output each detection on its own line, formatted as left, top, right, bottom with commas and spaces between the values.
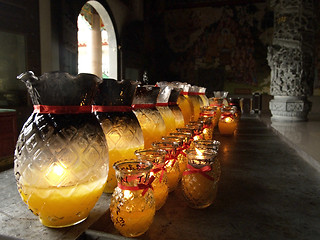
78, 1, 118, 79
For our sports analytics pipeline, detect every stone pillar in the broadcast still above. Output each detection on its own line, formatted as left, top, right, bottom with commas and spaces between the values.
267, 0, 315, 121
91, 8, 102, 78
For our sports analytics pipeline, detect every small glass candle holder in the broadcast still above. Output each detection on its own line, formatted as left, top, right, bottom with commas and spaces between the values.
135, 149, 169, 210
182, 149, 219, 209
169, 132, 193, 148
192, 140, 221, 182
200, 105, 219, 129
218, 107, 237, 135
198, 116, 214, 140
152, 141, 181, 192
110, 159, 156, 238
193, 140, 221, 151
162, 136, 188, 173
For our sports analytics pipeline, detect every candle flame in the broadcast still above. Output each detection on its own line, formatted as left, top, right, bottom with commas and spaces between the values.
195, 147, 203, 156
123, 190, 133, 199
225, 117, 232, 123
52, 164, 65, 177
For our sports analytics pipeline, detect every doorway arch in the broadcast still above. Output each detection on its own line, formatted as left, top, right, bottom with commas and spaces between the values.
78, 1, 118, 79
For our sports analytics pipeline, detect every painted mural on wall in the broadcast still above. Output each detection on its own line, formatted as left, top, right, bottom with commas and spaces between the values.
164, 3, 273, 95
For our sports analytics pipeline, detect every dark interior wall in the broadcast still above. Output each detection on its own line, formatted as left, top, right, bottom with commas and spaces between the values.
0, 0, 41, 76
143, 0, 273, 96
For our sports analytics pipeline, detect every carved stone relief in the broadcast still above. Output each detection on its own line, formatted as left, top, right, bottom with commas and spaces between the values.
267, 0, 315, 121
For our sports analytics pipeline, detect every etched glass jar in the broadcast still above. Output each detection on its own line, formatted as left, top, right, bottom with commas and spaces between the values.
188, 85, 202, 121
161, 136, 188, 173
192, 140, 221, 182
218, 106, 237, 135
156, 83, 176, 135
168, 87, 185, 128
173, 82, 193, 125
152, 141, 181, 192
93, 78, 144, 193
199, 87, 209, 106
135, 148, 168, 210
132, 85, 166, 148
110, 159, 155, 237
14, 71, 108, 228
182, 149, 219, 209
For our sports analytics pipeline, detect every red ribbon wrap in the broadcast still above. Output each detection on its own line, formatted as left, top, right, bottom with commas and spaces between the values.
156, 103, 169, 107
117, 175, 155, 196
92, 105, 132, 112
151, 164, 166, 183
183, 164, 214, 181
132, 104, 156, 110
33, 105, 91, 114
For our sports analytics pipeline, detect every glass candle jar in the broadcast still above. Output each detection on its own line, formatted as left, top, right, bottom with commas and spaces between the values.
152, 141, 181, 192
93, 79, 144, 193
132, 85, 167, 148
14, 71, 108, 228
135, 149, 169, 210
218, 107, 237, 135
156, 84, 177, 135
200, 106, 219, 128
162, 136, 188, 173
188, 85, 202, 121
173, 82, 193, 124
168, 87, 185, 128
199, 87, 209, 106
198, 116, 214, 140
192, 140, 221, 182
110, 159, 155, 238
182, 149, 219, 209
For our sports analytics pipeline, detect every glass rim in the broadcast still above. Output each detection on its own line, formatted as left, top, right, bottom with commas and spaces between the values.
113, 159, 153, 173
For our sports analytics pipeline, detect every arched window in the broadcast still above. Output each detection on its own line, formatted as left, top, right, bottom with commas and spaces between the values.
77, 1, 118, 79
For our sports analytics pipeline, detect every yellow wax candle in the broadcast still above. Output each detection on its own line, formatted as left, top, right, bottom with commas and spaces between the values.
182, 171, 218, 209
218, 117, 237, 135
177, 153, 187, 173
157, 106, 177, 135
110, 189, 155, 237
152, 175, 169, 210
104, 146, 144, 193
19, 176, 106, 228
165, 158, 181, 192
133, 109, 167, 148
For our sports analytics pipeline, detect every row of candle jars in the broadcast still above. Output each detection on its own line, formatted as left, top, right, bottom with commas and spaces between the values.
109, 104, 222, 237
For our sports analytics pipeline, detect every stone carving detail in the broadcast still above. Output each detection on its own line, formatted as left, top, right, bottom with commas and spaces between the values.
267, 46, 314, 96
286, 102, 303, 111
267, 0, 315, 121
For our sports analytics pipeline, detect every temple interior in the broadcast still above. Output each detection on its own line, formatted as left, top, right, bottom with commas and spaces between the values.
0, 1, 319, 239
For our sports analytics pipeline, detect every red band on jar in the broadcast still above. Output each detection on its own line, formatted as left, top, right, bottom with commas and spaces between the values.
132, 104, 156, 109
33, 105, 91, 114
92, 105, 132, 112
183, 164, 214, 181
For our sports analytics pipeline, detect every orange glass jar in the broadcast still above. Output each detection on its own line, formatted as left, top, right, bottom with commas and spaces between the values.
93, 79, 144, 193
152, 141, 181, 192
218, 106, 237, 135
135, 148, 169, 210
162, 136, 188, 173
168, 87, 185, 129
174, 82, 193, 124
188, 85, 202, 121
156, 84, 177, 135
132, 85, 167, 148
110, 159, 155, 237
199, 87, 209, 106
182, 149, 219, 209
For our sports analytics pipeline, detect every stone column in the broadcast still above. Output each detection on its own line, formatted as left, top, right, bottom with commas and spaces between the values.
267, 0, 315, 121
91, 8, 102, 78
